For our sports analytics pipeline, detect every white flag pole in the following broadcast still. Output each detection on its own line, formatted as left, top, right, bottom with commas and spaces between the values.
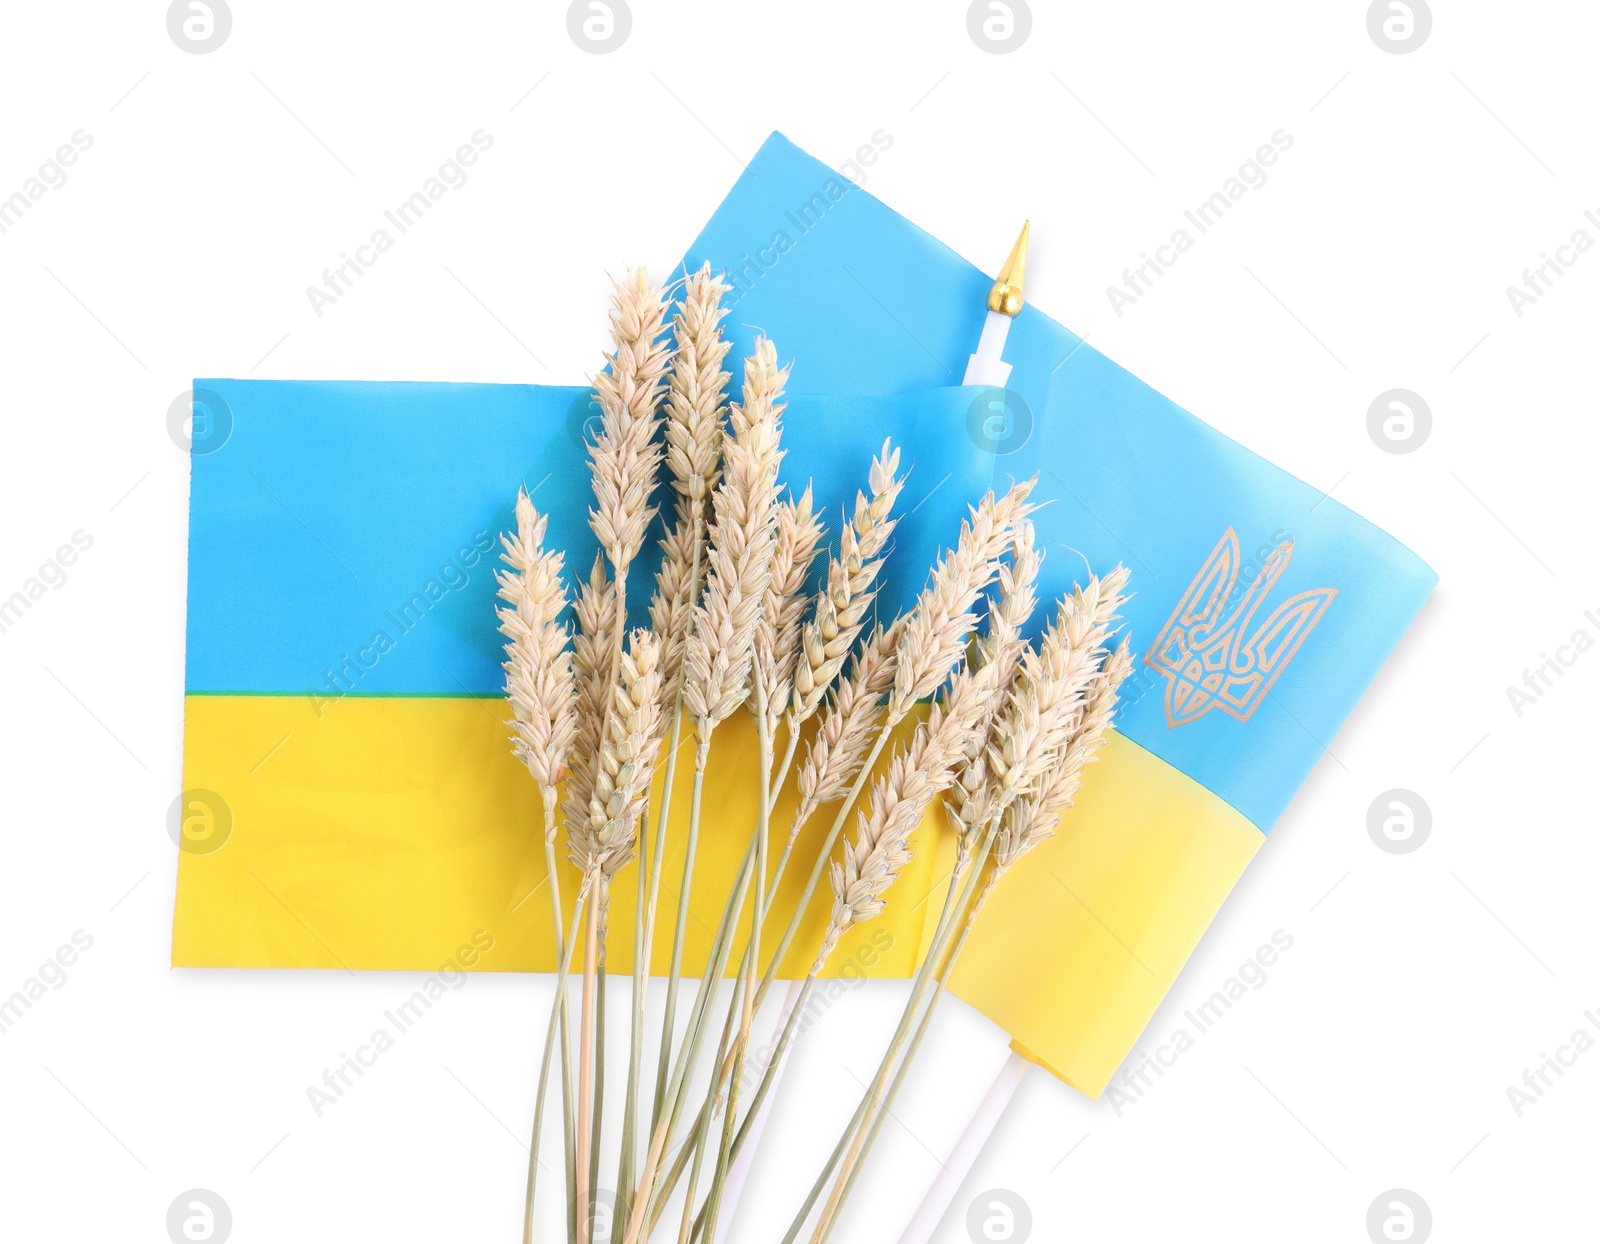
903, 224, 1037, 1242
961, 221, 1028, 386
712, 977, 806, 1243
896, 1050, 1029, 1244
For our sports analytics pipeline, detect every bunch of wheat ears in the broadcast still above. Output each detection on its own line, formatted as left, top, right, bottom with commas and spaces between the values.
496, 266, 1131, 1244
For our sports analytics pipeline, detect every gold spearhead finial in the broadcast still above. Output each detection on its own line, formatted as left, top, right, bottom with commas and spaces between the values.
986, 221, 1030, 317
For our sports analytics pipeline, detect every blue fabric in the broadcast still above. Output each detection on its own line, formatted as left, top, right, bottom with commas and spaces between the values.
184, 379, 991, 701
677, 132, 1436, 830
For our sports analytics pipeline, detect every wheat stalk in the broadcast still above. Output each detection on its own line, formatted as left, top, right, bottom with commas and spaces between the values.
624, 341, 786, 1244
668, 655, 992, 1240
577, 603, 626, 1233
580, 267, 671, 801
705, 486, 1037, 1206
973, 521, 1042, 680
571, 270, 671, 1244
759, 438, 908, 892
665, 629, 894, 1244
753, 477, 1035, 1006
570, 629, 663, 1244
821, 639, 1139, 1244
656, 456, 907, 1238
620, 265, 733, 1225
498, 490, 581, 1244
766, 664, 998, 1244
695, 487, 823, 1228
530, 879, 592, 1244
636, 454, 917, 1232
574, 271, 674, 1241
807, 577, 1131, 1244
506, 267, 1160, 1243
649, 503, 706, 693
785, 476, 1037, 936
634, 464, 1000, 1242
607, 449, 1050, 1244
695, 674, 777, 1237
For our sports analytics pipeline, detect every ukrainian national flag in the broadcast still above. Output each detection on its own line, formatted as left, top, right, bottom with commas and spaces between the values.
174, 133, 1435, 1098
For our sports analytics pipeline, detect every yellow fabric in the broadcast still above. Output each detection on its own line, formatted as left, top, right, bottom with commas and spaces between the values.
944, 731, 1263, 1097
174, 694, 932, 979
175, 695, 1260, 1098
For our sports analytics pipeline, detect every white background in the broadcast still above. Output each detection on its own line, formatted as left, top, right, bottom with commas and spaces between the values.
0, 1, 1595, 1241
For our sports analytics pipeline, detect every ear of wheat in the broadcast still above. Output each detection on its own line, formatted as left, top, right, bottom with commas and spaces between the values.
569, 629, 665, 880
793, 624, 898, 832
888, 479, 1036, 720
787, 440, 904, 733
819, 660, 996, 962
722, 448, 912, 1074
753, 485, 827, 741
498, 489, 578, 807
563, 552, 620, 852
661, 263, 730, 508
985, 566, 1129, 812
974, 520, 1042, 683
782, 474, 1032, 928
996, 634, 1133, 870
588, 270, 672, 580
944, 521, 1043, 856
649, 264, 730, 689
681, 338, 787, 747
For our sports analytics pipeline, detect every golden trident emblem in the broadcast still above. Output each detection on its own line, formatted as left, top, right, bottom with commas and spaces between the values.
1144, 528, 1337, 727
